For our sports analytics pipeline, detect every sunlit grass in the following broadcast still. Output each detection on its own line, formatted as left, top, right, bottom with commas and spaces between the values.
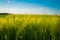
0, 14, 60, 40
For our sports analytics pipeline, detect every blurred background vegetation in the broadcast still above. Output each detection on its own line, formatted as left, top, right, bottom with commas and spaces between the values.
0, 13, 60, 40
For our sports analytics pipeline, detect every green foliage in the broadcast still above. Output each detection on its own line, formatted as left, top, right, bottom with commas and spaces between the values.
0, 15, 60, 40
0, 13, 10, 17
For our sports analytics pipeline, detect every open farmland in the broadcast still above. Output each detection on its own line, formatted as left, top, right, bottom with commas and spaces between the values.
0, 14, 60, 40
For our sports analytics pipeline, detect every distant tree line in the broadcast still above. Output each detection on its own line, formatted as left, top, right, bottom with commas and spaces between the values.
0, 13, 9, 15
0, 13, 11, 17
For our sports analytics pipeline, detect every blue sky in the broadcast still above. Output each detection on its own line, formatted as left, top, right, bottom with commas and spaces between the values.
0, 0, 60, 14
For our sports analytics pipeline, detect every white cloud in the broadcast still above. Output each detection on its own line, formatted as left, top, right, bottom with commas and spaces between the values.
0, 6, 60, 14
0, 7, 8, 13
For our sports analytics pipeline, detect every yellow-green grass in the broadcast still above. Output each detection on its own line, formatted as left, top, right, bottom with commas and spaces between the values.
0, 14, 60, 40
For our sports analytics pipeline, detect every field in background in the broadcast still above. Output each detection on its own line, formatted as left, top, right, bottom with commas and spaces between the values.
0, 14, 60, 40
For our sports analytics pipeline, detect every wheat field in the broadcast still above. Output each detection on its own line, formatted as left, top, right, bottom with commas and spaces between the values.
0, 14, 60, 40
